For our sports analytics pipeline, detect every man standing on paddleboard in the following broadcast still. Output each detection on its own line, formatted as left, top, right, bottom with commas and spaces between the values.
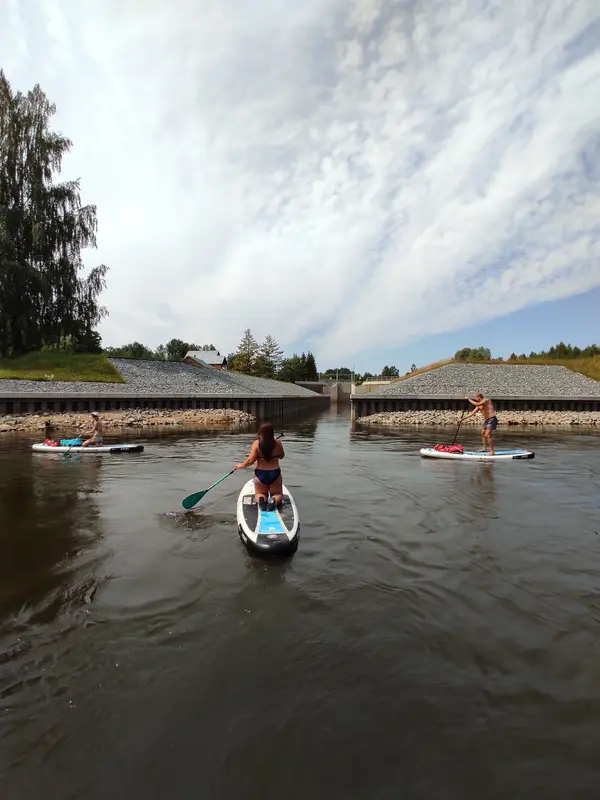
464, 393, 497, 455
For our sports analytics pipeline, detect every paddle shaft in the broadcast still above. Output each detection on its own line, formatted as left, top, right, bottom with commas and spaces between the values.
451, 407, 467, 445
63, 437, 83, 458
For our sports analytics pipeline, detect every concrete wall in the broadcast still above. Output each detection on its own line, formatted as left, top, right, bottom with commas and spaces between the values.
0, 393, 330, 420
354, 381, 393, 395
294, 381, 331, 396
351, 395, 600, 419
331, 381, 355, 404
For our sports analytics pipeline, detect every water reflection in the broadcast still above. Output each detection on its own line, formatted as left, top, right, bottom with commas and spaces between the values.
3, 415, 600, 799
0, 451, 106, 629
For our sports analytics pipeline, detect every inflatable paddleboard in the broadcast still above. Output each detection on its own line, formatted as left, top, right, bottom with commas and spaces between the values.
420, 447, 534, 461
236, 478, 299, 555
32, 443, 144, 454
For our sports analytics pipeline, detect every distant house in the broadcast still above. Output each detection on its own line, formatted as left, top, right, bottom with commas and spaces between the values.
184, 349, 227, 370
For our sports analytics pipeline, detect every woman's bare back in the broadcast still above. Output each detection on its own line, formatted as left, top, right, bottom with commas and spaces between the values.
254, 439, 284, 469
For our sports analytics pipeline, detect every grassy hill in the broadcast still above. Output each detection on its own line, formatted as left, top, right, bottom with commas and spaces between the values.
0, 352, 125, 382
393, 357, 600, 383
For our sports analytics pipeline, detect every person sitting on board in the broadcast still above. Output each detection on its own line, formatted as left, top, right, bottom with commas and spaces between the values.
43, 420, 57, 445
81, 412, 104, 447
234, 422, 285, 511
465, 393, 497, 455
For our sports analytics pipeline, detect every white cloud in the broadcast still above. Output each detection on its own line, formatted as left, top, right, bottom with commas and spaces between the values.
2, 0, 600, 362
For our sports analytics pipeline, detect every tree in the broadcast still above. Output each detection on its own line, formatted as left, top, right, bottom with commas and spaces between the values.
73, 327, 103, 354
256, 334, 284, 379
410, 364, 417, 372
0, 70, 108, 357
299, 352, 307, 378
278, 355, 302, 383
321, 367, 352, 378
509, 352, 518, 361
304, 351, 318, 381
454, 347, 492, 362
381, 365, 399, 377
164, 338, 190, 362
233, 328, 259, 374
104, 341, 156, 359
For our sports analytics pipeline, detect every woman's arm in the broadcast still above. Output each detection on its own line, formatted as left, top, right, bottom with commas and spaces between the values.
277, 441, 285, 459
234, 441, 258, 470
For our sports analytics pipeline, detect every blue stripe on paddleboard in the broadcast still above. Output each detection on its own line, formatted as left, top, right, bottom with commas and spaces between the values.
258, 510, 286, 534
461, 450, 529, 455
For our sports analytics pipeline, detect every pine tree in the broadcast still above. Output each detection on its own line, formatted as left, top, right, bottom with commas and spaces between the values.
257, 334, 284, 379
304, 351, 318, 380
234, 328, 259, 374
298, 352, 307, 380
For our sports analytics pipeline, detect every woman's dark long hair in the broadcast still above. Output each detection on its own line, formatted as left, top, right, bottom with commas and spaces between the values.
257, 422, 276, 460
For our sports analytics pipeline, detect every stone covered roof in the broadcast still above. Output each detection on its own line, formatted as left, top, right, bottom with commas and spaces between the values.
0, 358, 319, 397
365, 363, 600, 398
185, 350, 223, 365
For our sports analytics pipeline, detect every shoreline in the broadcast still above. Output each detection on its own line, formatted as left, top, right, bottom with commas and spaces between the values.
356, 410, 600, 427
0, 408, 256, 435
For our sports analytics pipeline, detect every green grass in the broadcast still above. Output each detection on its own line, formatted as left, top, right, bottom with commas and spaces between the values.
500, 357, 600, 382
391, 356, 600, 383
0, 351, 125, 382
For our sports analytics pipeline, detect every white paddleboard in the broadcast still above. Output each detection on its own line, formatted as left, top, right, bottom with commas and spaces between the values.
236, 478, 299, 554
420, 447, 534, 461
32, 443, 144, 454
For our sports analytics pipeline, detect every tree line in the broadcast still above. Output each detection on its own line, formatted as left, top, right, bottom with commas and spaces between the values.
101, 330, 319, 383
455, 343, 600, 362
0, 71, 108, 358
321, 365, 408, 383
227, 329, 318, 382
104, 339, 218, 362
508, 342, 600, 360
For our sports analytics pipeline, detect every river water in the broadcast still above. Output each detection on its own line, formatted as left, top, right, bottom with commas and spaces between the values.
1, 409, 600, 799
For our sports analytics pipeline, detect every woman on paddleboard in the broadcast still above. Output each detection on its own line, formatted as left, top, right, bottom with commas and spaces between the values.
82, 412, 104, 447
234, 422, 285, 511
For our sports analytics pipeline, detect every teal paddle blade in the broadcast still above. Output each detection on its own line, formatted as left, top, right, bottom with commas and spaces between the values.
181, 489, 208, 510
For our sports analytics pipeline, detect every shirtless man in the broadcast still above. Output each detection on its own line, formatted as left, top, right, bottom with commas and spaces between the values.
465, 393, 497, 455
82, 412, 104, 447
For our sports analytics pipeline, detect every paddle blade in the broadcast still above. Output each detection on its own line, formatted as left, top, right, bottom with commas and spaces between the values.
181, 489, 208, 510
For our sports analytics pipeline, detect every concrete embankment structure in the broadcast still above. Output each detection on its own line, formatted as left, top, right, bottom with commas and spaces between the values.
0, 358, 330, 420
351, 363, 600, 424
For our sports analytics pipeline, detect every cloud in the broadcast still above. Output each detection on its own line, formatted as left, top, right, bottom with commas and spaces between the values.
2, 0, 600, 363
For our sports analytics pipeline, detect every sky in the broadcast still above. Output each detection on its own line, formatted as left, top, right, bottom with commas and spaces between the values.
2, 0, 600, 373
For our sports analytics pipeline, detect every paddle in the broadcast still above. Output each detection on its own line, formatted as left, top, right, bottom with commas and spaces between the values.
451, 405, 468, 445
181, 432, 283, 510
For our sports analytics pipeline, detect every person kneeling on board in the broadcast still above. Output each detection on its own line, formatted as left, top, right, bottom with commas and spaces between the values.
234, 422, 285, 511
464, 393, 497, 455
82, 412, 104, 447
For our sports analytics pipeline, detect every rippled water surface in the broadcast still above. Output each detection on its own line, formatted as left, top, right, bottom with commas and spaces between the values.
1, 410, 600, 799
